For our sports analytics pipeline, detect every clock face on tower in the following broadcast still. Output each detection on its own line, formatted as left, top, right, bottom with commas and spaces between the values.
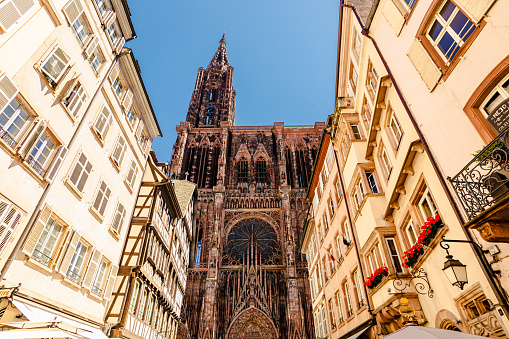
226, 218, 279, 264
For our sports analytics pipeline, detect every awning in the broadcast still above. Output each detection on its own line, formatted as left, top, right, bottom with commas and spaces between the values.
0, 328, 86, 338
385, 324, 489, 338
0, 299, 109, 339
343, 326, 370, 339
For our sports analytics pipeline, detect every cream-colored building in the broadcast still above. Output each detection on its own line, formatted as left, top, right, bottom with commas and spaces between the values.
106, 151, 196, 339
302, 0, 509, 337
0, 0, 161, 337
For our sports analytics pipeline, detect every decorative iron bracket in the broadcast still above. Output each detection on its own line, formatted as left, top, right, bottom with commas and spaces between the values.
389, 268, 434, 298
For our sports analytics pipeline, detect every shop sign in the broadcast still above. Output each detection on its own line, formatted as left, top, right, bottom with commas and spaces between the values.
488, 98, 509, 134
0, 285, 19, 299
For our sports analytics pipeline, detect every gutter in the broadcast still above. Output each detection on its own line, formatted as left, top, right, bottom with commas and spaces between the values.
340, 0, 509, 319
0, 53, 124, 281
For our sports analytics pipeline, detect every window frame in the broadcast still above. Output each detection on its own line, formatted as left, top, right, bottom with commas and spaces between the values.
0, 98, 32, 148
32, 216, 63, 266
40, 46, 71, 86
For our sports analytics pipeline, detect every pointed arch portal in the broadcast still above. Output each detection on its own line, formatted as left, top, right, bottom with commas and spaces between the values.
226, 307, 278, 339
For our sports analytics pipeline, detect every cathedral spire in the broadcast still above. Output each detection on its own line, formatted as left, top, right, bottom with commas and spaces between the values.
209, 34, 229, 67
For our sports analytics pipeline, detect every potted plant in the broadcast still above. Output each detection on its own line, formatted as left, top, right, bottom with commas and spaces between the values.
364, 265, 389, 290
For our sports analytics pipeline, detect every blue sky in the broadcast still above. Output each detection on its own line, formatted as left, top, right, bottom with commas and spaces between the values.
126, 0, 339, 162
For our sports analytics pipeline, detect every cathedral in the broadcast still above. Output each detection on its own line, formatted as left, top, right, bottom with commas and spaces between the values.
170, 35, 324, 339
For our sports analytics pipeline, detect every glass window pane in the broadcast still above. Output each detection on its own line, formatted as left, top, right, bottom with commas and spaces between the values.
430, 21, 443, 41
439, 1, 456, 21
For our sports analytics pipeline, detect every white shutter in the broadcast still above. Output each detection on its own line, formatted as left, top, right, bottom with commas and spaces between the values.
57, 230, 80, 275
136, 120, 144, 138
121, 89, 133, 110
82, 249, 100, 289
407, 39, 442, 91
45, 145, 68, 183
0, 203, 21, 254
103, 264, 118, 300
0, 0, 34, 32
19, 119, 46, 157
0, 73, 19, 113
114, 36, 125, 55
84, 36, 99, 58
108, 65, 119, 84
455, 0, 496, 23
103, 10, 116, 28
12, 0, 34, 16
62, 0, 83, 25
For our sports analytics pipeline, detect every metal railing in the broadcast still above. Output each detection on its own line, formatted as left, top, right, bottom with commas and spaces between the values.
91, 284, 102, 296
26, 155, 45, 176
31, 249, 52, 266
66, 269, 80, 283
0, 127, 16, 147
449, 128, 509, 219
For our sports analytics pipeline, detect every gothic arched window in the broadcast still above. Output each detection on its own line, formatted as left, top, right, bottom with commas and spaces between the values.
255, 159, 267, 183
238, 158, 248, 183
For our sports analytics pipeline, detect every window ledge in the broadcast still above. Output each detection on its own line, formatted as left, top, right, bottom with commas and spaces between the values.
345, 314, 355, 323
410, 224, 449, 272
89, 205, 105, 223
61, 276, 82, 291
123, 179, 134, 194
64, 179, 84, 200
356, 304, 367, 315
108, 155, 122, 173
19, 157, 47, 185
87, 291, 103, 302
108, 227, 121, 241
90, 125, 106, 147
23, 255, 53, 275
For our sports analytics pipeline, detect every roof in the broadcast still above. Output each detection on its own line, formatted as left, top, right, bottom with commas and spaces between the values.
348, 0, 377, 26
171, 180, 196, 216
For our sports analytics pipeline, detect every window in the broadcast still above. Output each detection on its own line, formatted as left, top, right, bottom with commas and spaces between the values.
353, 270, 365, 308
389, 111, 403, 147
323, 212, 329, 231
94, 0, 110, 16
351, 124, 362, 140
0, 0, 36, 32
351, 29, 361, 61
419, 190, 438, 220
69, 152, 92, 192
27, 131, 56, 176
335, 235, 343, 261
481, 74, 509, 119
63, 0, 89, 45
386, 237, 403, 273
129, 281, 139, 313
91, 259, 107, 296
88, 46, 104, 75
344, 282, 353, 317
349, 62, 358, 94
0, 98, 30, 147
32, 217, 62, 265
146, 295, 154, 323
365, 171, 379, 193
62, 82, 87, 118
321, 306, 328, 337
112, 77, 124, 97
111, 202, 126, 234
255, 159, 267, 183
41, 47, 71, 86
405, 218, 419, 245
93, 105, 113, 140
111, 135, 126, 166
366, 245, 381, 275
366, 60, 379, 101
326, 145, 334, 170
335, 179, 342, 202
343, 220, 352, 248
138, 287, 147, 318
66, 240, 88, 283
426, 0, 475, 64
107, 24, 121, 44
335, 291, 344, 323
138, 129, 149, 152
361, 96, 373, 128
328, 298, 336, 329
381, 147, 393, 178
237, 158, 248, 183
92, 181, 111, 217
126, 106, 139, 126
126, 160, 138, 188
354, 179, 365, 209
329, 198, 335, 217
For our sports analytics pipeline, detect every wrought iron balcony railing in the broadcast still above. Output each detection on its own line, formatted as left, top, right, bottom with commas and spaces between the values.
0, 126, 16, 147
449, 129, 509, 219
31, 249, 52, 266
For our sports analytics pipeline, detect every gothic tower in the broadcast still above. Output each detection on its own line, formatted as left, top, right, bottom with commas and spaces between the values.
171, 36, 324, 339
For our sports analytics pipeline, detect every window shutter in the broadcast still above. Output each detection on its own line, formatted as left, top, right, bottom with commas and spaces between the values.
454, 0, 496, 23
62, 0, 83, 26
121, 89, 133, 111
57, 230, 80, 275
76, 157, 92, 192
104, 10, 116, 28
12, 0, 35, 16
108, 65, 119, 84
0, 206, 21, 254
82, 249, 100, 289
114, 36, 125, 55
101, 113, 113, 140
0, 73, 18, 113
407, 39, 442, 91
103, 264, 118, 300
0, 200, 9, 222
0, 2, 21, 31
136, 120, 144, 138
45, 145, 68, 183
19, 119, 46, 157
22, 205, 52, 256
99, 186, 111, 215
84, 36, 99, 59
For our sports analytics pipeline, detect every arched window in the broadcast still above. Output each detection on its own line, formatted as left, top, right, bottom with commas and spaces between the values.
238, 158, 248, 183
255, 159, 267, 183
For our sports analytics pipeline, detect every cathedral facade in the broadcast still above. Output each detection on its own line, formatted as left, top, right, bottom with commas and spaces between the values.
170, 36, 323, 339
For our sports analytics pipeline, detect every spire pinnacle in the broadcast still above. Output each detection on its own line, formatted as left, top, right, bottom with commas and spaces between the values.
209, 34, 229, 67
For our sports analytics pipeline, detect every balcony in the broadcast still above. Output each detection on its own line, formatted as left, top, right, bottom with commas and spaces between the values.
450, 130, 509, 242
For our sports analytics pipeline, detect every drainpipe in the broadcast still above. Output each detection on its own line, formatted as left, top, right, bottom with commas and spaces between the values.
325, 128, 374, 315
340, 0, 509, 319
0, 53, 124, 282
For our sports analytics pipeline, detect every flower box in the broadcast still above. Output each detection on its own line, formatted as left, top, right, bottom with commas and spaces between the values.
402, 214, 443, 268
364, 266, 389, 290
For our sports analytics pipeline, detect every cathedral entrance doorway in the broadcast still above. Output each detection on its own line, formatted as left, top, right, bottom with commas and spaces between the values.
226, 307, 278, 339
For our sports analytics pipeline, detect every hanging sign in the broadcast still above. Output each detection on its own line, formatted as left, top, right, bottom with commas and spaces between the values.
0, 286, 18, 299
487, 98, 509, 134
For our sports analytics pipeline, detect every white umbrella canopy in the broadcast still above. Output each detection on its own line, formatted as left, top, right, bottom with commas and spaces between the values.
385, 325, 487, 338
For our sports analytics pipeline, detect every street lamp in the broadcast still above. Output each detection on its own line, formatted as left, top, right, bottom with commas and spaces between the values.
440, 237, 470, 290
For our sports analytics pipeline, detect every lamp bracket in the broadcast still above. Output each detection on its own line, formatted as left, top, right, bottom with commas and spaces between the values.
440, 237, 489, 254
391, 268, 434, 298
